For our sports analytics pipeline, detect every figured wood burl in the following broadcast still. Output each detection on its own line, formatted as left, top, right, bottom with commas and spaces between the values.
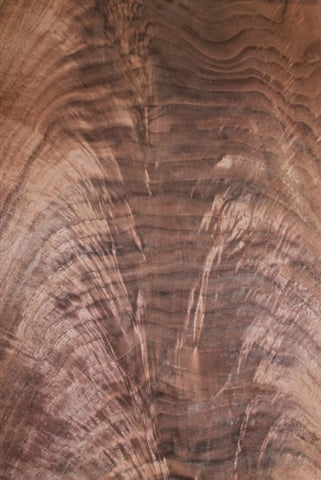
1, 1, 321, 479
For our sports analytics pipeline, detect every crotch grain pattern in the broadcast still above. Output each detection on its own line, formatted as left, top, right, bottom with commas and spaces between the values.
1, 1, 321, 479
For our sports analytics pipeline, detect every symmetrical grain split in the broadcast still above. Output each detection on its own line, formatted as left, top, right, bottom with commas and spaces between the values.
1, 1, 321, 479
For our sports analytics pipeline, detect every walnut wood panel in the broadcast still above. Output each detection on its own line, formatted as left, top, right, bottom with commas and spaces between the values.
1, 1, 321, 479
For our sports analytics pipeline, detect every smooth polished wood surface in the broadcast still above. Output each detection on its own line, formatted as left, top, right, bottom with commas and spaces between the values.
1, 1, 321, 479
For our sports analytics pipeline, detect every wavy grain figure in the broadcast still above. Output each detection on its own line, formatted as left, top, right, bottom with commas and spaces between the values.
1, 1, 321, 479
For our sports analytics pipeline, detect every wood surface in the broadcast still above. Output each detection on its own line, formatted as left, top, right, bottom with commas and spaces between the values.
1, 1, 321, 479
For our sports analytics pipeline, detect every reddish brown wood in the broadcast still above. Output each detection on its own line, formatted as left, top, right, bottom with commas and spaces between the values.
1, 1, 321, 478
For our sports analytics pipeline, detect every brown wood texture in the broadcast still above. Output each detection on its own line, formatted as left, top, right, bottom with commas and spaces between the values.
1, 1, 321, 479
